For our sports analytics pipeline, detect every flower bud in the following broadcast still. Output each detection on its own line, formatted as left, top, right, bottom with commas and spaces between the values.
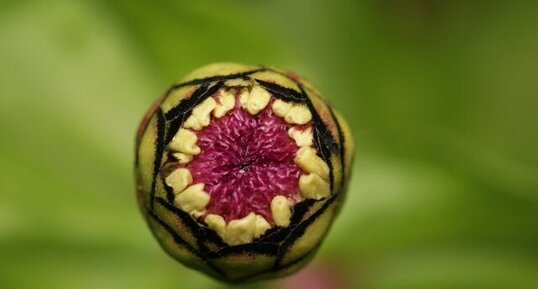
135, 63, 354, 282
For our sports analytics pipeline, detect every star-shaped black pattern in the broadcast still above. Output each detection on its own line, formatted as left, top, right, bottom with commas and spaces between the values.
139, 67, 347, 281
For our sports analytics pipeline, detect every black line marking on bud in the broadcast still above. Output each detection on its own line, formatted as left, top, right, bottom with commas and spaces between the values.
171, 69, 266, 90
273, 195, 338, 268
164, 84, 208, 145
250, 73, 340, 193
258, 66, 340, 192
155, 197, 212, 253
257, 199, 316, 243
164, 115, 183, 148
164, 81, 224, 146
147, 208, 196, 251
255, 79, 305, 102
206, 243, 279, 259
165, 84, 208, 120
261, 67, 340, 151
328, 106, 346, 190
149, 108, 165, 209
257, 227, 287, 243
199, 226, 228, 247
300, 85, 339, 154
234, 243, 321, 283
163, 180, 175, 203
290, 199, 317, 225
146, 207, 226, 278
157, 198, 281, 259
300, 85, 337, 192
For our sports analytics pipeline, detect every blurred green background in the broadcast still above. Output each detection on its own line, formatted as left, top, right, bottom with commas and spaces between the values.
1, 0, 537, 288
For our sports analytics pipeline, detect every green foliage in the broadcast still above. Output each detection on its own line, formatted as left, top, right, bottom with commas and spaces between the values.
1, 0, 537, 288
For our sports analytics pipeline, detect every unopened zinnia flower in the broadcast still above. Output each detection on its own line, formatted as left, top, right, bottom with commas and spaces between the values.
135, 63, 354, 282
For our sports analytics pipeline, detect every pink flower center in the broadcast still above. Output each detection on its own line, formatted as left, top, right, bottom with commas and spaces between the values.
186, 96, 302, 223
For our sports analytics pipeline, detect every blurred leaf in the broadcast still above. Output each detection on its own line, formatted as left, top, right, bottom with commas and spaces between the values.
1, 0, 537, 289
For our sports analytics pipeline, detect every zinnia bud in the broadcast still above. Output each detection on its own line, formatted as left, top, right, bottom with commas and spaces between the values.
135, 63, 354, 282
